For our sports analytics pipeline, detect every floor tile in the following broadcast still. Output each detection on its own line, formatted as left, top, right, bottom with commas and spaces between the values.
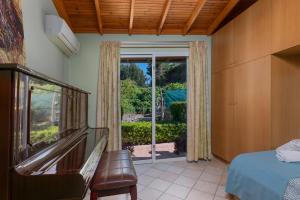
143, 168, 163, 178
139, 188, 162, 200
174, 175, 197, 188
84, 158, 230, 200
135, 168, 146, 176
214, 197, 229, 200
186, 162, 207, 170
181, 168, 203, 179
200, 172, 222, 184
149, 179, 172, 192
186, 189, 214, 200
153, 163, 171, 171
83, 157, 231, 200
171, 161, 188, 168
159, 171, 179, 182
215, 186, 229, 198
167, 166, 184, 174
135, 164, 152, 175
209, 160, 227, 170
165, 183, 191, 199
135, 164, 152, 171
219, 172, 228, 186
137, 184, 145, 193
193, 180, 218, 194
205, 166, 224, 176
101, 194, 129, 200
138, 175, 155, 186
158, 193, 183, 200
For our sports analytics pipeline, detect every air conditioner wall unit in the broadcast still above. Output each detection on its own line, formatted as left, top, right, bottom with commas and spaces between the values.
45, 15, 80, 57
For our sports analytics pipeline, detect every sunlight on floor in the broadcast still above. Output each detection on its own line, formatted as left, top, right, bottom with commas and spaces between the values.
84, 158, 230, 200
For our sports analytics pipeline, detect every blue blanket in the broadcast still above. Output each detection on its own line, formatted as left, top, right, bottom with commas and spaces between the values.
226, 151, 300, 200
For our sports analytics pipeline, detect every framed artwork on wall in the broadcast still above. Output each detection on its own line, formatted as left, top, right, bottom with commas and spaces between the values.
0, 0, 25, 65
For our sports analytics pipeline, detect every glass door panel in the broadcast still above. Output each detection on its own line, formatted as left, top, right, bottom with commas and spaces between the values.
155, 56, 187, 160
120, 56, 153, 162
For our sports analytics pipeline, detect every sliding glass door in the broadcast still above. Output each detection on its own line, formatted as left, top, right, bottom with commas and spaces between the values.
120, 54, 188, 163
155, 56, 187, 160
120, 55, 153, 162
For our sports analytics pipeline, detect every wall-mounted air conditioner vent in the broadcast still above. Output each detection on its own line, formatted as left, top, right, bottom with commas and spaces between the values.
45, 15, 80, 57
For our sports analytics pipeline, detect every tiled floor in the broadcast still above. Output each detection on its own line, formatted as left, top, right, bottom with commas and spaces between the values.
84, 158, 230, 200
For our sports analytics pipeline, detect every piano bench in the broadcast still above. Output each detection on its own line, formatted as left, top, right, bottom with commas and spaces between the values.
90, 150, 137, 200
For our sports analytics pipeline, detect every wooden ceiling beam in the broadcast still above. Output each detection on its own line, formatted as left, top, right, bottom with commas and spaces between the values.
207, 0, 239, 35
183, 0, 207, 35
73, 27, 208, 35
52, 0, 72, 29
129, 0, 135, 35
157, 0, 172, 35
94, 0, 103, 35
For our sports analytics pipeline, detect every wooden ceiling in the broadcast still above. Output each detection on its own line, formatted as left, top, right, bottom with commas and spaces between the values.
53, 0, 256, 35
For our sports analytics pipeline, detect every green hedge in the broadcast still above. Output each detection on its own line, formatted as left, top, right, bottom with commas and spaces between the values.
31, 125, 58, 144
170, 101, 187, 122
122, 121, 186, 145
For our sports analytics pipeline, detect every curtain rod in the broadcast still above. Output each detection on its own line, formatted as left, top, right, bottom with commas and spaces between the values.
121, 41, 190, 48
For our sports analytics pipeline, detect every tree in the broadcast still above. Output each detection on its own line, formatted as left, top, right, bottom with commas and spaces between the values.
164, 63, 186, 85
121, 79, 140, 115
135, 87, 152, 114
120, 63, 147, 86
121, 79, 152, 115
146, 62, 186, 87
163, 82, 187, 90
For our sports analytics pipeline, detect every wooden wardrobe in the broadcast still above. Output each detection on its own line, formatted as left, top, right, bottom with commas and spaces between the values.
212, 0, 300, 162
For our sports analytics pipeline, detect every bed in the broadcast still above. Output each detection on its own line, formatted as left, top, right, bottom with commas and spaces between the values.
226, 151, 300, 200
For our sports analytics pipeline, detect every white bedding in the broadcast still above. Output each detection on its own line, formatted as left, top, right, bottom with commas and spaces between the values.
276, 140, 300, 162
284, 178, 300, 200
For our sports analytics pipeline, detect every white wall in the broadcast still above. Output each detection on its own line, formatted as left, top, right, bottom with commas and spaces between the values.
22, 0, 67, 81
66, 34, 211, 127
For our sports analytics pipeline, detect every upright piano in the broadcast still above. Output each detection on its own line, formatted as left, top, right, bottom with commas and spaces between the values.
0, 64, 108, 200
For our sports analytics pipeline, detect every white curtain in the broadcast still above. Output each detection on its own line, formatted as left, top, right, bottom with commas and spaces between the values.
187, 41, 211, 161
96, 41, 121, 151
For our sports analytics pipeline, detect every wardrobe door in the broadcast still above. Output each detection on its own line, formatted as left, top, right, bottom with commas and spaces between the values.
271, 0, 300, 53
212, 68, 236, 162
271, 55, 300, 148
233, 0, 271, 64
235, 56, 271, 154
212, 21, 235, 73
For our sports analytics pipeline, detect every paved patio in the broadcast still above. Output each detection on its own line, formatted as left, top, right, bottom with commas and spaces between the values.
132, 142, 186, 161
